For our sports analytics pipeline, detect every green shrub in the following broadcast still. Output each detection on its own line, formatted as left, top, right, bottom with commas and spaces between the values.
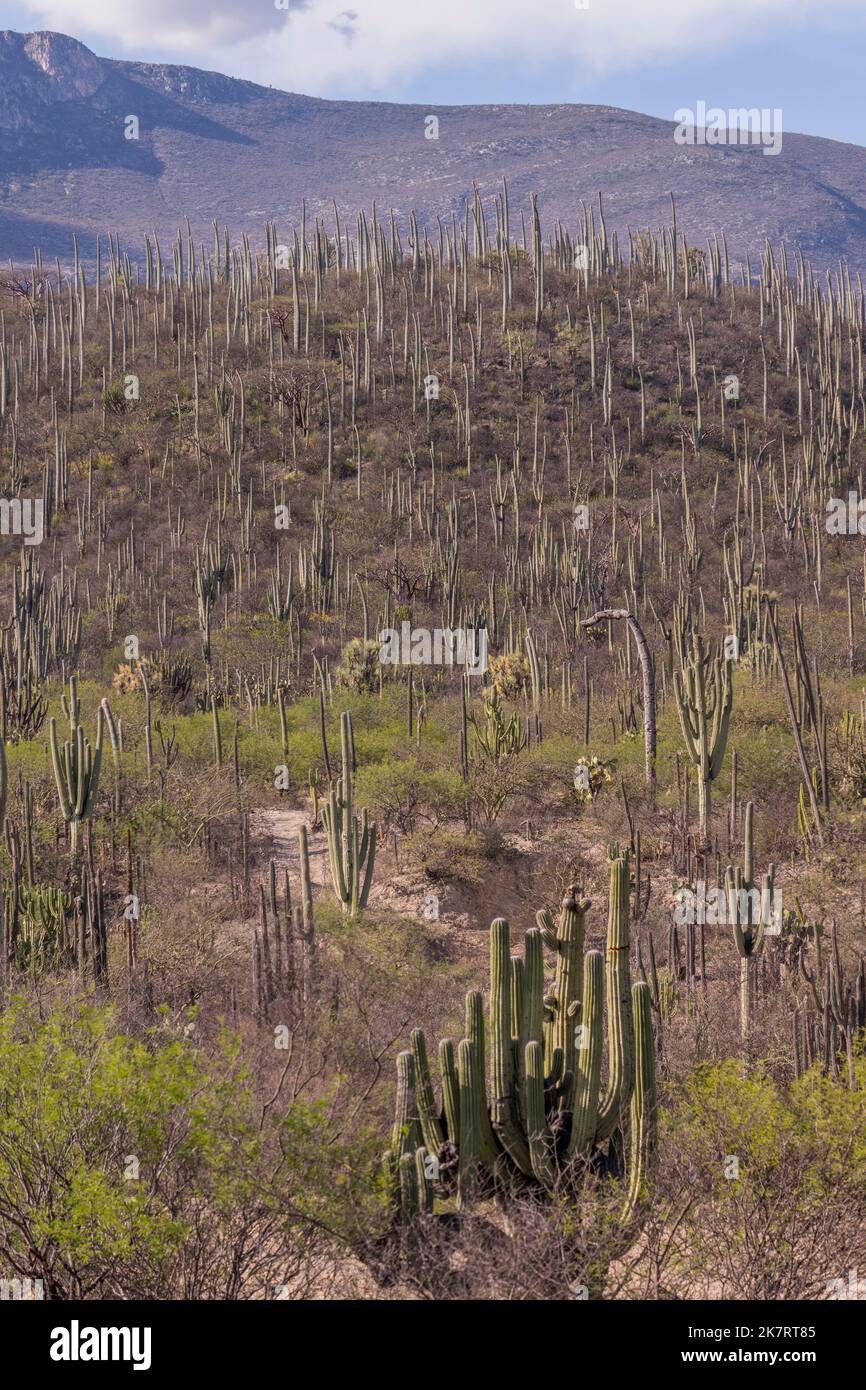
0, 997, 384, 1299
404, 825, 497, 885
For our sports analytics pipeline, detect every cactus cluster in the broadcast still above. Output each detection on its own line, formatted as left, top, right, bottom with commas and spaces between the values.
388, 852, 656, 1226
796, 915, 866, 1083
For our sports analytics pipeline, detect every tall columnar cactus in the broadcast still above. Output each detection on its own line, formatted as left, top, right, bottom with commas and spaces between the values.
595, 850, 635, 1140
622, 980, 656, 1222
193, 529, 229, 666
321, 710, 377, 913
49, 677, 104, 865
390, 852, 656, 1224
727, 800, 776, 1039
674, 633, 733, 842
580, 609, 657, 784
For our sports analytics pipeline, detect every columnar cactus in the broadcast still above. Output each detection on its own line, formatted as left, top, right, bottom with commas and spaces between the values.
726, 800, 776, 1039
623, 980, 656, 1221
674, 633, 733, 842
595, 850, 635, 1140
49, 677, 104, 865
390, 852, 656, 1223
796, 914, 866, 1082
321, 710, 377, 913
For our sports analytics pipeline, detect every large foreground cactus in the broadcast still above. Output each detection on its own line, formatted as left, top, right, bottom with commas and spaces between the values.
388, 851, 656, 1226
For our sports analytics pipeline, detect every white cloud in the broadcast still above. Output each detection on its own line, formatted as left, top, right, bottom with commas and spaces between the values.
16, 0, 866, 96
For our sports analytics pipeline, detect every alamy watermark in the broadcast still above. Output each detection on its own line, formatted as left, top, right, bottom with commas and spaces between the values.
826, 492, 866, 535
49, 1321, 151, 1370
826, 1268, 866, 1299
1, 1275, 44, 1299
0, 498, 43, 545
379, 623, 488, 676
674, 882, 783, 933
674, 102, 783, 157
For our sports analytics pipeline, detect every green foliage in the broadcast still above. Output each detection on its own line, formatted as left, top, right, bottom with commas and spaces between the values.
354, 754, 465, 834
404, 825, 496, 885
0, 997, 384, 1298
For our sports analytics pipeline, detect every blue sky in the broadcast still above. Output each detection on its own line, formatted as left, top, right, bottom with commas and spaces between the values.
3, 0, 865, 147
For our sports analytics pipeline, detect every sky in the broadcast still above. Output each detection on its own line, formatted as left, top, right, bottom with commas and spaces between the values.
2, 0, 866, 147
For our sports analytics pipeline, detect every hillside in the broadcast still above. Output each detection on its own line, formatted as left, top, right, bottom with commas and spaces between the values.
0, 172, 865, 1303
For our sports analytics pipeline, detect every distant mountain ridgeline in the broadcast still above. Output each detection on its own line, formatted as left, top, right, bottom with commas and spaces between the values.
2, 29, 866, 275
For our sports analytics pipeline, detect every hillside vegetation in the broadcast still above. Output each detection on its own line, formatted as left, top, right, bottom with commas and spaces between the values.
0, 190, 865, 1299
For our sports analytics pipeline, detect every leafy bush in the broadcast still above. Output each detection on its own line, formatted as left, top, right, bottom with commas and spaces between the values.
404, 825, 498, 885
0, 997, 384, 1299
354, 755, 465, 834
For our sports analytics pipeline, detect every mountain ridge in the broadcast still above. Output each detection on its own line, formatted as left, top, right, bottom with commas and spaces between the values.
2, 29, 866, 274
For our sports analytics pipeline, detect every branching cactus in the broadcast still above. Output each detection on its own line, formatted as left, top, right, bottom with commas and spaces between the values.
674, 633, 733, 842
726, 801, 776, 1039
321, 710, 377, 913
15, 884, 76, 972
49, 676, 104, 866
389, 851, 657, 1226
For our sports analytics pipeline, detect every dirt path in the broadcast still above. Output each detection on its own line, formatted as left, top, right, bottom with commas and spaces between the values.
247, 800, 641, 983
249, 805, 330, 887
249, 802, 498, 974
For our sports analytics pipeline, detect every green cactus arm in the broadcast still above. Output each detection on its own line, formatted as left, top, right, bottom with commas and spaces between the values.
489, 917, 532, 1174
568, 948, 605, 1157
439, 1039, 460, 1143
350, 816, 361, 913
742, 801, 754, 884
324, 786, 349, 905
545, 1046, 564, 1088
49, 718, 73, 821
398, 1151, 420, 1221
392, 1050, 421, 1158
534, 907, 558, 951
358, 806, 370, 865
414, 1146, 434, 1214
298, 826, 314, 935
457, 1038, 481, 1208
673, 669, 701, 763
622, 980, 657, 1224
520, 928, 544, 1119
82, 710, 104, 820
510, 953, 525, 1119
465, 990, 500, 1169
357, 822, 377, 909
595, 855, 635, 1143
410, 1028, 444, 1156
729, 871, 748, 956
708, 659, 733, 777
525, 1041, 555, 1187
549, 888, 587, 1086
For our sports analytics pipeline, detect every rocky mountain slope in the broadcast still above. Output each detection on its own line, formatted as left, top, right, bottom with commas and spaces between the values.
2, 28, 866, 272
